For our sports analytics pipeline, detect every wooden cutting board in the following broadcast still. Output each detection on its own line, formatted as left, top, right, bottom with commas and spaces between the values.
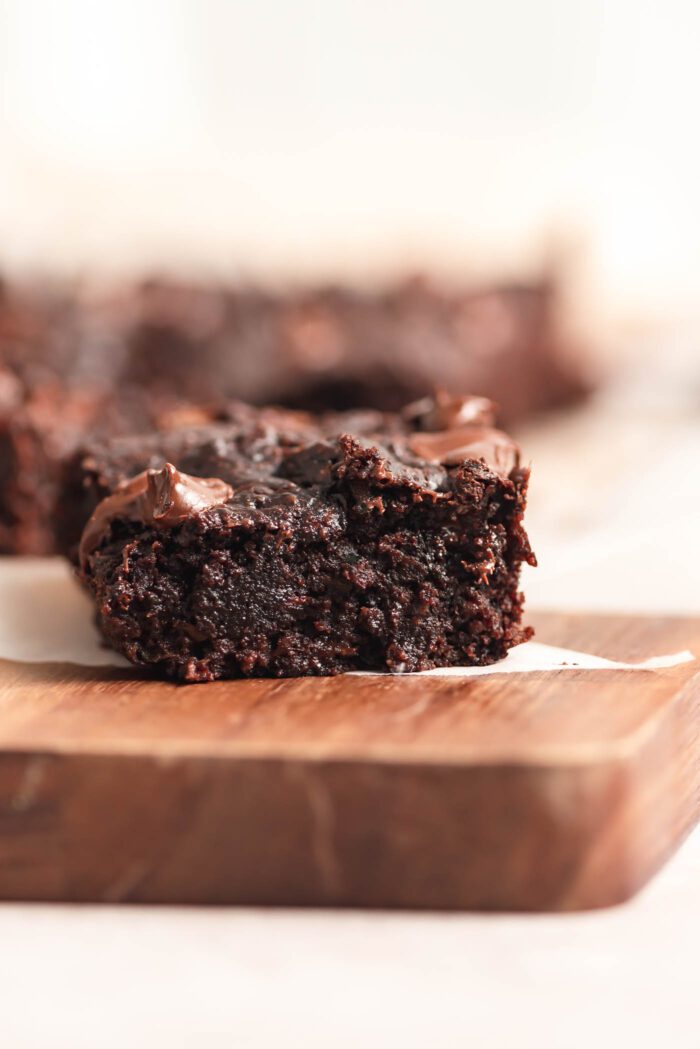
0, 611, 698, 911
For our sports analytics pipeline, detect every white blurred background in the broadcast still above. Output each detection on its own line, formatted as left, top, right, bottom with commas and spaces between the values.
0, 0, 699, 609
1, 0, 699, 326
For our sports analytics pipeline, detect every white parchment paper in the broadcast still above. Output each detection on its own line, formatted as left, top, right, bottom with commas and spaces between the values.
360, 641, 695, 677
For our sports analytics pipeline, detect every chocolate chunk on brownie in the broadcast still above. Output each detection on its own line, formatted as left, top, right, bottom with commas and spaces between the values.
75, 396, 536, 681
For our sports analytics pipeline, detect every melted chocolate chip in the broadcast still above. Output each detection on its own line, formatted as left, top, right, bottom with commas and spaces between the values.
408, 426, 519, 477
79, 463, 233, 565
404, 391, 496, 431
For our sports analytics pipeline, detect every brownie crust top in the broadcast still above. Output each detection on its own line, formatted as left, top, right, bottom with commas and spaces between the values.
77, 392, 522, 563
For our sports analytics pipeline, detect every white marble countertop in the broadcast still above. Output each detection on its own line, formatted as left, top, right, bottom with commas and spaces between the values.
1, 355, 699, 1049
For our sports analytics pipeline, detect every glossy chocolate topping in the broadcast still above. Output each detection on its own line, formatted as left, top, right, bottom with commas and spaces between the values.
408, 425, 519, 477
79, 463, 233, 565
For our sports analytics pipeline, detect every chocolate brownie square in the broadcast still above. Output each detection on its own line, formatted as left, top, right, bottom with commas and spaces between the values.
75, 396, 535, 681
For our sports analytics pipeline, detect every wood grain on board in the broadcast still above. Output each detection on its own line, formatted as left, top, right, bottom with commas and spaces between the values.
0, 612, 698, 910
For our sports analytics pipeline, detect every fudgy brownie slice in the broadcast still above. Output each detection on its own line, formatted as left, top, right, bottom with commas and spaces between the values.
75, 396, 535, 681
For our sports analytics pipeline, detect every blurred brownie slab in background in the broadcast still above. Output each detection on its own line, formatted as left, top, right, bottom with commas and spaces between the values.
119, 273, 592, 421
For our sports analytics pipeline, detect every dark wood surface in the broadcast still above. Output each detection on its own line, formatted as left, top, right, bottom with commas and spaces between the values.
0, 612, 698, 910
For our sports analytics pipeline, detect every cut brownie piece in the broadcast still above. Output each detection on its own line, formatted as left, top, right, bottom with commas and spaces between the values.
75, 396, 536, 681
0, 281, 134, 553
0, 384, 106, 555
